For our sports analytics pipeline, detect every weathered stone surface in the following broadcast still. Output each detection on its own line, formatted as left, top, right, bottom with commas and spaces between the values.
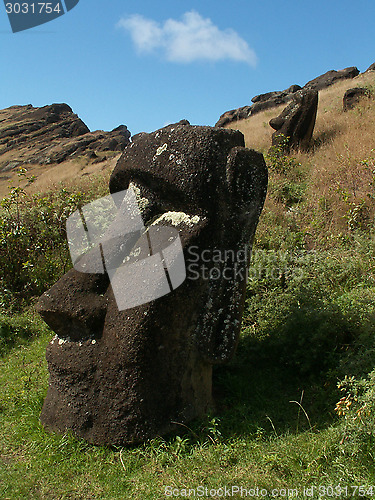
0, 104, 130, 172
215, 66, 361, 129
269, 89, 318, 151
304, 67, 360, 91
215, 106, 252, 127
365, 62, 375, 72
36, 123, 268, 446
215, 85, 302, 127
251, 84, 301, 104
343, 87, 373, 111
250, 93, 296, 115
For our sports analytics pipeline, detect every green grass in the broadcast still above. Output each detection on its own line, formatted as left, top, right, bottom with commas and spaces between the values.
1, 253, 375, 499
1, 141, 375, 497
0, 336, 373, 499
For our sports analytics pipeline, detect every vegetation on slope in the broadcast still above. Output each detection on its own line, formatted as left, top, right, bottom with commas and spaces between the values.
1, 72, 375, 498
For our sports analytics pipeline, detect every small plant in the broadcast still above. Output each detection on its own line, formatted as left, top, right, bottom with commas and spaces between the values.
206, 416, 222, 444
266, 135, 302, 176
336, 186, 371, 232
335, 371, 375, 462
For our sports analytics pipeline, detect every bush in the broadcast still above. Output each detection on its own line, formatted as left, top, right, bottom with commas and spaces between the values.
335, 371, 375, 465
244, 248, 375, 378
0, 170, 108, 310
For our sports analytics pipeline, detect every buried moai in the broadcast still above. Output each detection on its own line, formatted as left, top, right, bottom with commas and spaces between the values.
269, 88, 318, 152
36, 122, 268, 446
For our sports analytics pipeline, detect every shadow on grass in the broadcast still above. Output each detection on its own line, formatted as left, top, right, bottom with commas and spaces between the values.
311, 127, 340, 150
210, 299, 361, 441
212, 341, 338, 441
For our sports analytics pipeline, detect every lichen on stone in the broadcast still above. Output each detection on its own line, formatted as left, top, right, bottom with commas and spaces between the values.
128, 181, 151, 213
155, 211, 202, 228
155, 143, 168, 156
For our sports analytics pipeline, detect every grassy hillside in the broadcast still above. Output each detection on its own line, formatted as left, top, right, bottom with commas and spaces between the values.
0, 153, 119, 200
226, 71, 375, 249
1, 74, 375, 498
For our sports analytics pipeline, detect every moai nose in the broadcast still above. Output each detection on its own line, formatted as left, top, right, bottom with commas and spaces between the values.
36, 270, 109, 342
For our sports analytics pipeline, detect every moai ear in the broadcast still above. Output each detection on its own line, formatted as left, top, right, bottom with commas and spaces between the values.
195, 147, 268, 364
225, 147, 268, 238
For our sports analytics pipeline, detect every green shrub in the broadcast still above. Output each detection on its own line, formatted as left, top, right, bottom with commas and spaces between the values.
266, 136, 302, 176
335, 371, 375, 465
244, 248, 375, 378
0, 171, 109, 310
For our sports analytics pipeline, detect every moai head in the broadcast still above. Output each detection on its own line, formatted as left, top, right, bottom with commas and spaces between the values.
269, 89, 318, 151
36, 122, 268, 446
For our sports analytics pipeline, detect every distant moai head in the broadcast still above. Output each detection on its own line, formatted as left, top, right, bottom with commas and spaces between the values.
36, 122, 268, 446
269, 89, 318, 152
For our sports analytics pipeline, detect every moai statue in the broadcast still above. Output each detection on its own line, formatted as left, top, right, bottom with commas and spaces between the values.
36, 122, 268, 446
269, 89, 318, 151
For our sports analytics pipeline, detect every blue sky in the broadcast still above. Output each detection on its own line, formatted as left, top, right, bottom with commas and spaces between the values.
1, 0, 374, 135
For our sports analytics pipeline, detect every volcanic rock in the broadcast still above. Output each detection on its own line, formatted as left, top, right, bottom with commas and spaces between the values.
343, 87, 373, 111
36, 123, 268, 446
215, 106, 252, 127
269, 89, 318, 151
0, 104, 131, 173
304, 67, 360, 91
215, 85, 302, 127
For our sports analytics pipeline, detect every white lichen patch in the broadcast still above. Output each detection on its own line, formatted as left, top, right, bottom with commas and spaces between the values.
155, 143, 168, 156
129, 181, 151, 213
154, 212, 202, 228
53, 335, 99, 347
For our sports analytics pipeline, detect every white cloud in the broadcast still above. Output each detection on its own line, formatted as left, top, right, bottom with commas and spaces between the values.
117, 11, 257, 66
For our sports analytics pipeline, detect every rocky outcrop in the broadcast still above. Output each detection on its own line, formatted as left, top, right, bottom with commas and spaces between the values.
343, 88, 373, 111
269, 89, 318, 151
365, 62, 375, 73
215, 85, 301, 128
250, 84, 302, 114
304, 67, 360, 91
215, 106, 252, 127
0, 104, 130, 172
36, 122, 268, 446
251, 85, 301, 104
215, 66, 364, 129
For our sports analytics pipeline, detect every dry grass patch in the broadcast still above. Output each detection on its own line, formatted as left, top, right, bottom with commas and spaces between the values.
0, 154, 120, 199
226, 71, 375, 247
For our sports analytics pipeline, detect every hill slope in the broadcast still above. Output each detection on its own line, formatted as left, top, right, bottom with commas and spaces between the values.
0, 103, 130, 198
225, 70, 375, 249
